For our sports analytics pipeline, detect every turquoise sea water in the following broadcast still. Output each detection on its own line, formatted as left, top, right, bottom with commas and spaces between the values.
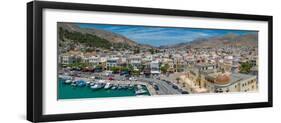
58, 79, 150, 99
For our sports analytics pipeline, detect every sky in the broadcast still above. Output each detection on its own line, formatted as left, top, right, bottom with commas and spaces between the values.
78, 23, 256, 47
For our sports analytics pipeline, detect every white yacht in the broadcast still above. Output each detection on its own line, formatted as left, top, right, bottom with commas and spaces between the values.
64, 79, 72, 84
104, 83, 112, 89
90, 83, 104, 90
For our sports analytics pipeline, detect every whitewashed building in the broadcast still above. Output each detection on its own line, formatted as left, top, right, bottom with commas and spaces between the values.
150, 60, 160, 75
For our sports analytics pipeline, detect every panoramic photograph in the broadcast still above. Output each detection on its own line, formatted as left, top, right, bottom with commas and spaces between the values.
57, 22, 259, 100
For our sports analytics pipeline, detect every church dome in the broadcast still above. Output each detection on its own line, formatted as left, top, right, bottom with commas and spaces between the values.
214, 73, 231, 84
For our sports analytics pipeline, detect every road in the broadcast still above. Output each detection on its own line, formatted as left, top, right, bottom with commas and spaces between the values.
136, 77, 182, 95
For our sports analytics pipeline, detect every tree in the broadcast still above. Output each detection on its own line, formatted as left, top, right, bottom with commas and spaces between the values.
197, 74, 201, 87
134, 48, 140, 54
139, 64, 146, 72
128, 64, 134, 74
149, 49, 155, 54
58, 27, 65, 41
176, 77, 180, 84
182, 83, 186, 87
59, 28, 113, 49
67, 62, 87, 69
239, 62, 253, 74
132, 70, 140, 76
121, 66, 129, 72
160, 64, 169, 74
110, 66, 121, 73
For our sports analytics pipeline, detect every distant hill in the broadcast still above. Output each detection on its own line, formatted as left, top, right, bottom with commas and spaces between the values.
58, 23, 151, 52
161, 33, 258, 49
58, 23, 258, 52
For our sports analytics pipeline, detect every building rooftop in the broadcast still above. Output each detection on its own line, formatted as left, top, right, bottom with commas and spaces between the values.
207, 73, 256, 87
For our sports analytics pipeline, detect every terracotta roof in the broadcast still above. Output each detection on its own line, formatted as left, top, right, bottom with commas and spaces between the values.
214, 73, 231, 85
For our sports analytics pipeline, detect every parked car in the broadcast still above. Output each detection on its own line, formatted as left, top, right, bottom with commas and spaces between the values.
104, 71, 113, 76
164, 80, 172, 85
125, 74, 131, 78
108, 77, 114, 80
181, 91, 189, 94
153, 85, 159, 90
172, 85, 179, 89
120, 71, 129, 76
94, 68, 103, 72
129, 77, 137, 81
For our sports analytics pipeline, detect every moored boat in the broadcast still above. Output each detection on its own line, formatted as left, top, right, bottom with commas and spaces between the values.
117, 84, 123, 89
64, 79, 72, 84
135, 89, 147, 95
136, 84, 143, 89
111, 85, 117, 90
86, 81, 91, 85
76, 80, 86, 87
128, 84, 134, 89
71, 81, 77, 86
104, 83, 112, 89
90, 83, 105, 90
89, 82, 95, 86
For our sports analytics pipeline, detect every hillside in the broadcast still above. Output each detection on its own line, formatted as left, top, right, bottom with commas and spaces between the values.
58, 23, 151, 53
162, 33, 258, 49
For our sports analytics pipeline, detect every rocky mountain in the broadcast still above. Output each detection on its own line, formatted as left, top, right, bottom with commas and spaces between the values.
58, 23, 151, 52
161, 33, 258, 49
58, 23, 258, 52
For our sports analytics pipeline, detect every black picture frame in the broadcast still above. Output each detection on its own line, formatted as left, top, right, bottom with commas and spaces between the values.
27, 1, 273, 122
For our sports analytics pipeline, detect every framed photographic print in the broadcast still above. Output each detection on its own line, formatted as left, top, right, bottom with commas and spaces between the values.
27, 1, 273, 122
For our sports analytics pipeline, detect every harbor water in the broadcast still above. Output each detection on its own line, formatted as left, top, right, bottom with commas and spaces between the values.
58, 79, 150, 99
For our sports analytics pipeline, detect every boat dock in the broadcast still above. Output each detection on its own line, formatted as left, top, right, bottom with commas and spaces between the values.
60, 76, 157, 95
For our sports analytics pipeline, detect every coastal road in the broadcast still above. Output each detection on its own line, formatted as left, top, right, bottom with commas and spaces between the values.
136, 77, 182, 95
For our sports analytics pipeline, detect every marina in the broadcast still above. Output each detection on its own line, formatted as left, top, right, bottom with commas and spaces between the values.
58, 78, 151, 99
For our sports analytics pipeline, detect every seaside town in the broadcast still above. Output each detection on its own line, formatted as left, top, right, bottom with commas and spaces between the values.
58, 46, 258, 97
58, 23, 258, 99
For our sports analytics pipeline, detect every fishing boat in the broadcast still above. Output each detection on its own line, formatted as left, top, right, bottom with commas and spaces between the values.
76, 80, 86, 87
71, 81, 77, 86
86, 81, 91, 85
104, 83, 112, 89
100, 82, 106, 87
128, 84, 134, 89
64, 79, 72, 84
90, 83, 105, 90
111, 85, 117, 90
89, 82, 95, 86
117, 84, 123, 89
135, 89, 147, 95
90, 83, 102, 90
135, 84, 148, 95
136, 84, 143, 89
